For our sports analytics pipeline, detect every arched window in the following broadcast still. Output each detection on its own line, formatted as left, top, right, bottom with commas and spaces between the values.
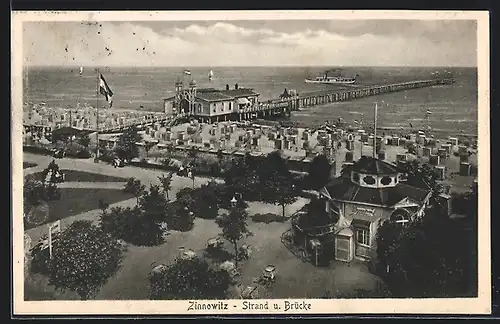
390, 209, 410, 226
381, 176, 392, 185
363, 175, 376, 185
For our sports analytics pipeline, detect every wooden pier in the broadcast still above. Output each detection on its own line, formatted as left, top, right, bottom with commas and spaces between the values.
288, 78, 455, 110
224, 77, 455, 122
24, 78, 455, 135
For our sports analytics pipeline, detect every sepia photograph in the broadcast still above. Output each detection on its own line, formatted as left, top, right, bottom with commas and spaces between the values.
12, 10, 490, 315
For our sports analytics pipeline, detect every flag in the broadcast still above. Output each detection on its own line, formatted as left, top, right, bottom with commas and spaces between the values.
184, 70, 191, 75
99, 73, 114, 107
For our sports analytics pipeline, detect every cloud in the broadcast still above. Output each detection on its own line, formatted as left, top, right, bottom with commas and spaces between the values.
22, 20, 477, 67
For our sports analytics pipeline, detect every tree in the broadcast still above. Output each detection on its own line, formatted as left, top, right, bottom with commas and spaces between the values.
123, 177, 146, 205
259, 151, 298, 219
149, 257, 231, 300
191, 182, 219, 219
167, 198, 196, 232
144, 141, 157, 159
139, 184, 169, 224
307, 154, 332, 189
48, 220, 124, 300
223, 156, 260, 200
41, 160, 62, 200
215, 206, 252, 267
115, 125, 142, 162
399, 160, 443, 202
376, 208, 477, 297
216, 149, 225, 173
78, 135, 91, 149
187, 146, 199, 166
158, 172, 173, 200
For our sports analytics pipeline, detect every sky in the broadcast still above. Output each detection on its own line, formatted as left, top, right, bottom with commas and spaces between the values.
22, 19, 477, 67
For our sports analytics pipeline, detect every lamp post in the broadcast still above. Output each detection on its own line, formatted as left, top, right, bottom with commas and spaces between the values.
230, 196, 237, 208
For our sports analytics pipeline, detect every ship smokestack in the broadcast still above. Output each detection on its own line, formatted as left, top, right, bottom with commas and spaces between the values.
235, 83, 239, 90
226, 84, 230, 91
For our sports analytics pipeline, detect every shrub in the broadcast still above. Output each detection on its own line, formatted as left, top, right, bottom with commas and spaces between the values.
166, 200, 195, 232
100, 206, 164, 246
251, 213, 283, 224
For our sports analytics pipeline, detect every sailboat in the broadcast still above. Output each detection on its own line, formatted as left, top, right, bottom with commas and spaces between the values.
208, 69, 214, 81
79, 66, 84, 77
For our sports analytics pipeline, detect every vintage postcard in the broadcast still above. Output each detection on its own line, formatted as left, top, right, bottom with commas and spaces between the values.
12, 10, 491, 315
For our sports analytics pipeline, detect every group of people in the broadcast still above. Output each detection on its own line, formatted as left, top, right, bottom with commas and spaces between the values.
177, 164, 194, 179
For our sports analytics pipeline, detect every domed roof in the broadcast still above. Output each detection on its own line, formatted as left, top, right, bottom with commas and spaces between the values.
189, 79, 197, 86
352, 156, 398, 175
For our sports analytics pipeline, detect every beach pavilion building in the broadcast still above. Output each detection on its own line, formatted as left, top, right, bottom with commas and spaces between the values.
163, 79, 260, 123
316, 156, 432, 262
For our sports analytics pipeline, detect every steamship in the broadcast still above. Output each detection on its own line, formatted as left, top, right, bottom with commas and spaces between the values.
305, 69, 356, 85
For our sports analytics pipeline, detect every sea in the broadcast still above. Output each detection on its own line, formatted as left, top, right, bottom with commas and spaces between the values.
23, 66, 478, 136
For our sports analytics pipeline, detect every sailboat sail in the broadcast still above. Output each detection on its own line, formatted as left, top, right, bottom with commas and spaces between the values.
208, 69, 214, 80
79, 66, 84, 76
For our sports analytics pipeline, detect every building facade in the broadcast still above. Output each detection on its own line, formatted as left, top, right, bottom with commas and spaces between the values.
163, 79, 260, 123
319, 156, 432, 262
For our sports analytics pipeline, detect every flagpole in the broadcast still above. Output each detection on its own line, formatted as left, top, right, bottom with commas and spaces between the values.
96, 69, 100, 161
373, 102, 378, 159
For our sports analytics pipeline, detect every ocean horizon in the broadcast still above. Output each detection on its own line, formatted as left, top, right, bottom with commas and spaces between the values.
23, 66, 478, 135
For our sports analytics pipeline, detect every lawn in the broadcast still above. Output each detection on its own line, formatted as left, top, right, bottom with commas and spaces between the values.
25, 169, 128, 183
23, 162, 38, 169
24, 188, 134, 230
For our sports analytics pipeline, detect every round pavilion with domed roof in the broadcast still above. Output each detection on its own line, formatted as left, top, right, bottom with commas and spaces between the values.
320, 156, 432, 262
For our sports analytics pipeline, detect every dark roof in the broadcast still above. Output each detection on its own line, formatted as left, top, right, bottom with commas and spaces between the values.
196, 91, 234, 102
352, 156, 398, 175
325, 177, 431, 207
197, 88, 218, 93
52, 127, 93, 140
220, 88, 259, 98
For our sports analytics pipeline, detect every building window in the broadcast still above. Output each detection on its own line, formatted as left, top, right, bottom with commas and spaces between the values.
381, 176, 392, 185
356, 227, 370, 246
363, 175, 376, 185
229, 102, 232, 110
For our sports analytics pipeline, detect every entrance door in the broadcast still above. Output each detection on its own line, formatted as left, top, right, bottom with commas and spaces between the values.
335, 229, 354, 262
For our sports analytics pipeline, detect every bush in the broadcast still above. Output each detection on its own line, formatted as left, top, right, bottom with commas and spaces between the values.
73, 149, 91, 159
166, 200, 195, 232
99, 149, 116, 164
251, 213, 283, 224
100, 206, 164, 246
